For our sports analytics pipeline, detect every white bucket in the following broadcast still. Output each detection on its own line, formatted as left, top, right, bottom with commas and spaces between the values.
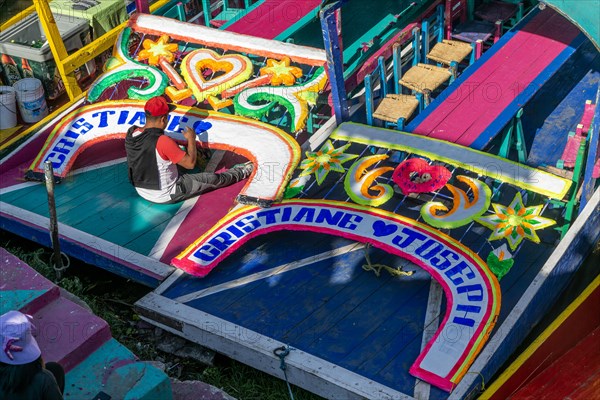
0, 86, 18, 130
13, 78, 48, 124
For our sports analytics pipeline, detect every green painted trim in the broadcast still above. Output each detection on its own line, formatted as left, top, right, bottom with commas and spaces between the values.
274, 7, 321, 41
217, 0, 265, 30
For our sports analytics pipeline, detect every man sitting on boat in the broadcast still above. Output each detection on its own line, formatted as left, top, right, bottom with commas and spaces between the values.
125, 96, 253, 203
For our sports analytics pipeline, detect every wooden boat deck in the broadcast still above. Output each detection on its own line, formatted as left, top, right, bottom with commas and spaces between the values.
1, 5, 599, 399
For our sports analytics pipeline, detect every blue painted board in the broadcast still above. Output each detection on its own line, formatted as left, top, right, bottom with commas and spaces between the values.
161, 231, 357, 299
525, 41, 600, 168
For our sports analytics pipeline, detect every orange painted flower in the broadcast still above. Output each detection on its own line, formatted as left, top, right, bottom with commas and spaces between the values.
475, 192, 555, 250
259, 57, 303, 86
137, 35, 179, 66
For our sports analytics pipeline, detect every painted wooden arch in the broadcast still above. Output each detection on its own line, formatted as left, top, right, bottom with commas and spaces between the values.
172, 199, 501, 391
28, 101, 301, 204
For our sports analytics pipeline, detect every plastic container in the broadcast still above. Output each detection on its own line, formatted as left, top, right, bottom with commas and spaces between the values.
0, 13, 94, 99
0, 85, 18, 130
13, 78, 48, 123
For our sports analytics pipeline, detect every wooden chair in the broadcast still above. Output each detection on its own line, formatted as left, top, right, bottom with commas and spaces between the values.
365, 56, 421, 130
399, 63, 454, 104
427, 39, 474, 66
421, 10, 476, 67
396, 25, 456, 106
474, 0, 524, 32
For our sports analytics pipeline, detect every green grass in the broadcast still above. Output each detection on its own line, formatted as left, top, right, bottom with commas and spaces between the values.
0, 230, 323, 400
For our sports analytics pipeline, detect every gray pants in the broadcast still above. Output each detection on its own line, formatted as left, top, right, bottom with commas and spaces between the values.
168, 168, 248, 203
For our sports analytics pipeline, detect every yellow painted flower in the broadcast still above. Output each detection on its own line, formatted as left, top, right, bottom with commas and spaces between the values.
475, 192, 555, 250
260, 57, 303, 86
299, 140, 358, 185
137, 35, 179, 66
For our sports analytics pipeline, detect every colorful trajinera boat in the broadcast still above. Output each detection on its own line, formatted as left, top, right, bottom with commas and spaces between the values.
1, 0, 599, 398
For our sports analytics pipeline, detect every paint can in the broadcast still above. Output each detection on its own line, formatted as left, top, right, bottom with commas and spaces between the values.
0, 85, 17, 130
13, 78, 48, 123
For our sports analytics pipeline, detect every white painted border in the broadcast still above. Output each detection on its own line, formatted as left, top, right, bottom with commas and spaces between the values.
136, 292, 415, 400
453, 187, 600, 397
132, 14, 327, 64
0, 202, 174, 280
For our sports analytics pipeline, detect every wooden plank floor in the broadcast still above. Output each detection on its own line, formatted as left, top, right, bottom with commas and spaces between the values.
140, 227, 558, 399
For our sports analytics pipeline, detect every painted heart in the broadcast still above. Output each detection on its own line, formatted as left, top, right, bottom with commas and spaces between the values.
194, 121, 213, 134
392, 158, 452, 195
372, 220, 398, 237
181, 48, 253, 102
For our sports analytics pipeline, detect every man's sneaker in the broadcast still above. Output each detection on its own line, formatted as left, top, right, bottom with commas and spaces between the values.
232, 161, 254, 179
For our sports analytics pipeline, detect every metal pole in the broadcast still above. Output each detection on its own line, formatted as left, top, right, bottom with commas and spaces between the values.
44, 161, 63, 280
320, 4, 349, 124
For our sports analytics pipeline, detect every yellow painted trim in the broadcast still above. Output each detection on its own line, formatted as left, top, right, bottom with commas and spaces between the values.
480, 274, 600, 399
60, 0, 172, 75
0, 93, 86, 152
0, 5, 36, 32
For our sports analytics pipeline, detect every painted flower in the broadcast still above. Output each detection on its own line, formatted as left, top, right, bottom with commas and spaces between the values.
260, 57, 304, 86
299, 140, 358, 185
475, 192, 556, 250
137, 35, 179, 66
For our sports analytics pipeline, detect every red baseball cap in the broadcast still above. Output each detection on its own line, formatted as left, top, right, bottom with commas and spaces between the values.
144, 96, 176, 117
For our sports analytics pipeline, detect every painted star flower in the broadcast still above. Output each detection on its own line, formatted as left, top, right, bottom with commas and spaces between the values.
299, 140, 358, 185
260, 57, 303, 86
475, 192, 556, 251
137, 35, 179, 66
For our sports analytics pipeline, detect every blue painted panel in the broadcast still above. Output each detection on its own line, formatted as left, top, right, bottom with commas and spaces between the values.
192, 247, 436, 394
470, 32, 588, 151
161, 231, 356, 299
526, 41, 600, 168
0, 211, 162, 287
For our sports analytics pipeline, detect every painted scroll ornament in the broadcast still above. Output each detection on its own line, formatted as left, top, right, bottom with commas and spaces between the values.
259, 57, 303, 86
392, 158, 452, 195
88, 28, 168, 102
344, 155, 394, 207
420, 176, 492, 229
181, 49, 253, 102
487, 244, 514, 280
299, 140, 358, 185
136, 35, 179, 66
475, 192, 556, 251
233, 67, 328, 133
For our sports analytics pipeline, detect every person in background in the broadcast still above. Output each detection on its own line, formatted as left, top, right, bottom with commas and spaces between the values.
0, 310, 64, 400
125, 96, 253, 203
